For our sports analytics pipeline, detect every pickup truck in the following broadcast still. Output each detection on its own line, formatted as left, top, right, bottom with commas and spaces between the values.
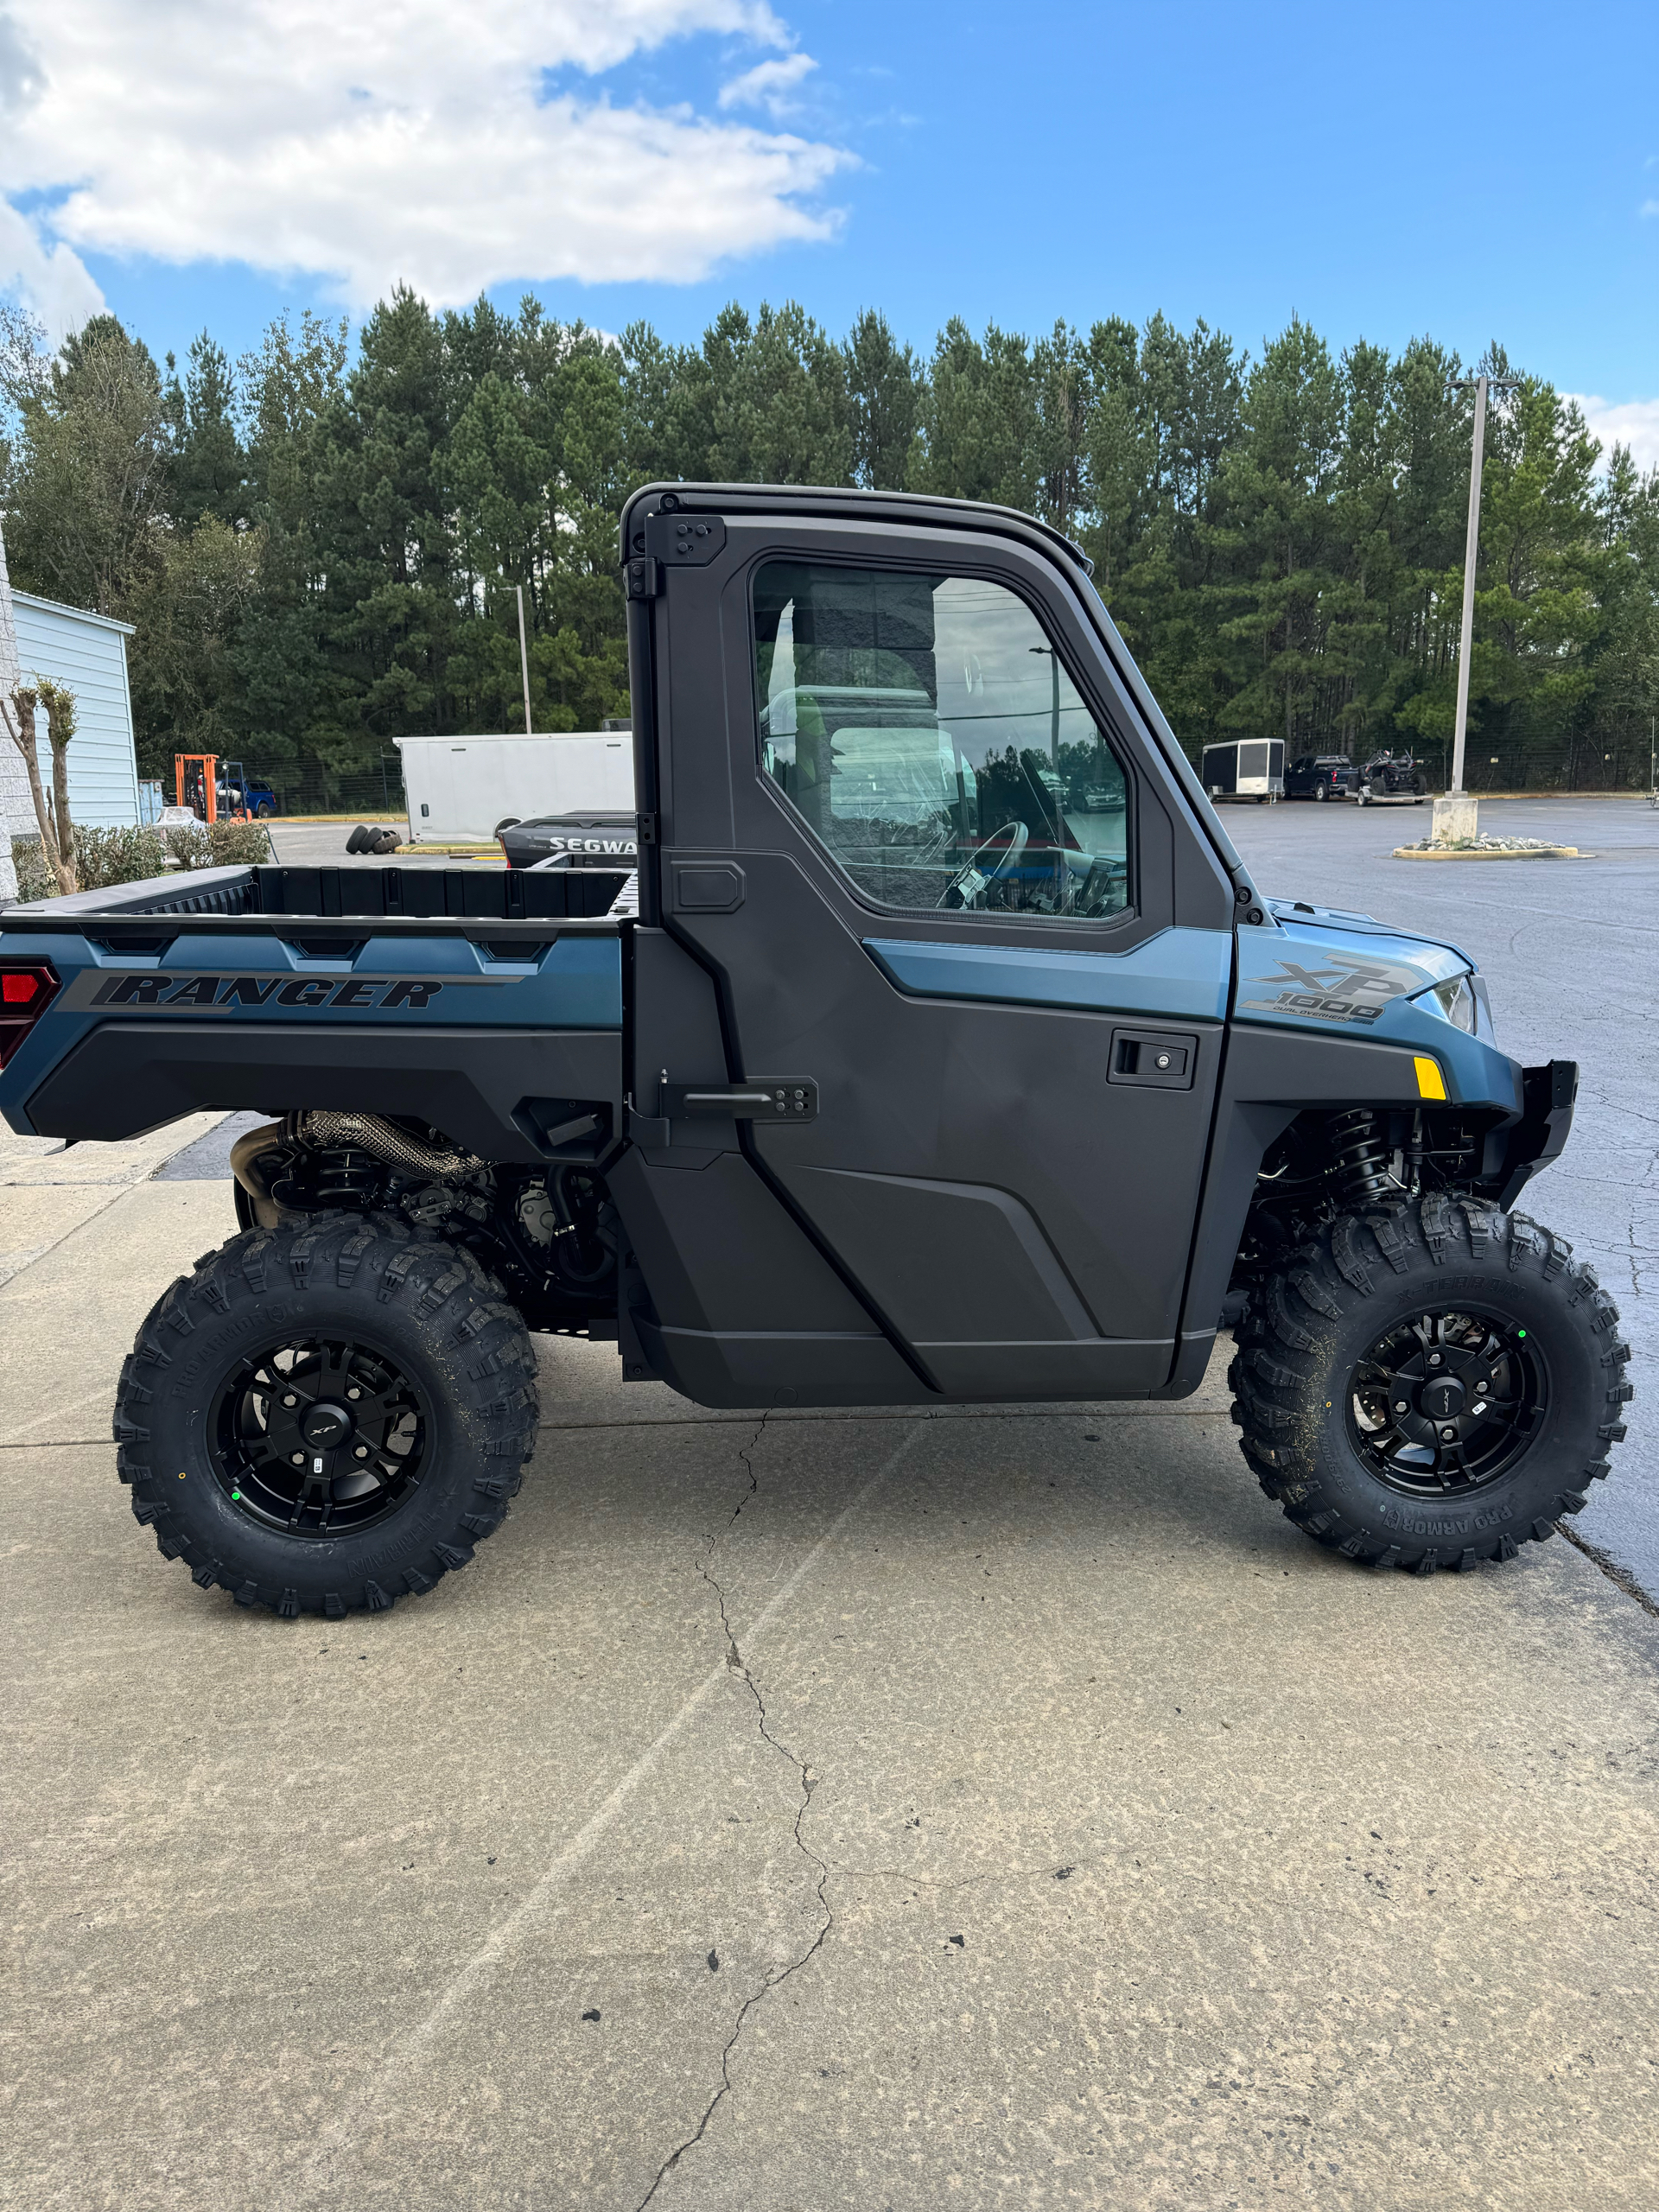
216, 761, 279, 818
0, 482, 1629, 1619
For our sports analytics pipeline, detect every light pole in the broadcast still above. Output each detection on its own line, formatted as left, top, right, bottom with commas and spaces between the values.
516, 584, 534, 738
1437, 372, 1518, 844
1028, 645, 1061, 768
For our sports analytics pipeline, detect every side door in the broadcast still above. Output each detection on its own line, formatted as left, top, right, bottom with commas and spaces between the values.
633, 499, 1237, 1400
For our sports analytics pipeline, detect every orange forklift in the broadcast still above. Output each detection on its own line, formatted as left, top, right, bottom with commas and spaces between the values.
174, 753, 253, 822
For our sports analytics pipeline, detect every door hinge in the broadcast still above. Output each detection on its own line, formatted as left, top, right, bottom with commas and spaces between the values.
645, 512, 728, 567
663, 1080, 817, 1124
636, 812, 660, 845
625, 555, 660, 601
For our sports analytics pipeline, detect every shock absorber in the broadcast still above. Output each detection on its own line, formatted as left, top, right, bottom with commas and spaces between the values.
1327, 1108, 1395, 1206
312, 1147, 382, 1204
270, 1118, 383, 1210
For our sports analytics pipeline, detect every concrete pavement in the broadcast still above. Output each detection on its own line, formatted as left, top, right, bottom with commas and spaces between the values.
3, 1111, 1657, 2210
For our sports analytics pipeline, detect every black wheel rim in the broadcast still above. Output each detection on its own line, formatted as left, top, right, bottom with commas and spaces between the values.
1345, 1306, 1548, 1497
209, 1334, 431, 1535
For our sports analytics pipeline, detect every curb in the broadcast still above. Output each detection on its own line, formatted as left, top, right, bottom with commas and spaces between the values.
1393, 845, 1580, 861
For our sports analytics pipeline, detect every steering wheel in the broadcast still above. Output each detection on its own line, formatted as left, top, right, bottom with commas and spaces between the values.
940, 820, 1028, 909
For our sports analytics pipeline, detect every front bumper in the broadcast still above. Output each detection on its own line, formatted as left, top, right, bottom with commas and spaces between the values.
1495, 1060, 1578, 1209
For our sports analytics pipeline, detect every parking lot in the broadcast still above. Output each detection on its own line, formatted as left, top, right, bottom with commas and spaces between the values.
3, 795, 1656, 2210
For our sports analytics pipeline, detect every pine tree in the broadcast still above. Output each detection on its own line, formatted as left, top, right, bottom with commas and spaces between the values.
234, 310, 349, 776
165, 334, 246, 529
845, 309, 919, 490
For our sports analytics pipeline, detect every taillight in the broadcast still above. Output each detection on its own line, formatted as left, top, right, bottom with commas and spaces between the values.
0, 961, 60, 1067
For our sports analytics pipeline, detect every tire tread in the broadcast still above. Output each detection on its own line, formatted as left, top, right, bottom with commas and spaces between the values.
1230, 1195, 1630, 1573
113, 1212, 539, 1620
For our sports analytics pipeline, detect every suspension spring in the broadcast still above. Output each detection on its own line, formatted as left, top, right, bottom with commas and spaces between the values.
312, 1146, 382, 1204
1328, 1108, 1396, 1207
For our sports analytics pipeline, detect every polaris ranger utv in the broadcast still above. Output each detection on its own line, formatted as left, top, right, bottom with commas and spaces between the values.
0, 484, 1629, 1618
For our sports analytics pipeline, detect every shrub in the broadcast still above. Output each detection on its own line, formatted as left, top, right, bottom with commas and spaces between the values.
162, 823, 210, 870
10, 835, 56, 902
72, 824, 170, 889
205, 818, 274, 867
163, 819, 272, 870
7, 816, 272, 899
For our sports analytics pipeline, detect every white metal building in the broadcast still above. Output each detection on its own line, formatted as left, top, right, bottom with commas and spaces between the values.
13, 592, 141, 829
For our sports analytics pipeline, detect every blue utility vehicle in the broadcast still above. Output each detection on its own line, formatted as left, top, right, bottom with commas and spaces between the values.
0, 485, 1625, 1618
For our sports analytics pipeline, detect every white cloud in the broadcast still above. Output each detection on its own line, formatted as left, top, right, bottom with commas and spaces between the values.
0, 202, 104, 337
1567, 393, 1659, 474
0, 1, 849, 323
719, 52, 817, 118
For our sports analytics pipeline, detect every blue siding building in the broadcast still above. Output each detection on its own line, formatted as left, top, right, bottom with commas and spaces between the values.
14, 592, 140, 829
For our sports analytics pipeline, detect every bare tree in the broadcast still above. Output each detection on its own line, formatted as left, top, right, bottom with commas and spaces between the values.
0, 683, 77, 895
35, 679, 78, 881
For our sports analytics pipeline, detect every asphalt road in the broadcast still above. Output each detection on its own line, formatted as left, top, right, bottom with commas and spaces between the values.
267, 820, 486, 868
1227, 795, 1657, 1603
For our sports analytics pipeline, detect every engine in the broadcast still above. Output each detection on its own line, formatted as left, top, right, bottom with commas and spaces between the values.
229, 1112, 615, 1331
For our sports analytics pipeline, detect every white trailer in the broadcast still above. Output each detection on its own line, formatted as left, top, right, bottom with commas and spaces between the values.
393, 731, 634, 843
1200, 739, 1285, 804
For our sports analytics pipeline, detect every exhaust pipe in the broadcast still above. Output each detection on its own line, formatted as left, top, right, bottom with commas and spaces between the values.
294, 1110, 485, 1180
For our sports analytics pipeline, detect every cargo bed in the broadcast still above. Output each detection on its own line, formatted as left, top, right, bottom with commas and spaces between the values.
2, 861, 632, 929
0, 863, 626, 1158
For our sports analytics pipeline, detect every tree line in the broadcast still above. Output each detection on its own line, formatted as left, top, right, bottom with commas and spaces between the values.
1, 291, 1654, 796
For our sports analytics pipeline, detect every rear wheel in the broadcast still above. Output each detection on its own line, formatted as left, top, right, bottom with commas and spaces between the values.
113, 1215, 538, 1617
1313, 784, 1328, 802
1230, 1197, 1630, 1570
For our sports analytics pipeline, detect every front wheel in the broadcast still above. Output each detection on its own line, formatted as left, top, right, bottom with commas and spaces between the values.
1230, 1197, 1630, 1570
113, 1215, 539, 1617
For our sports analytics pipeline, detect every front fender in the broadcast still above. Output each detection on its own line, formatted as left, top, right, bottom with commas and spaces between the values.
1175, 1021, 1538, 1378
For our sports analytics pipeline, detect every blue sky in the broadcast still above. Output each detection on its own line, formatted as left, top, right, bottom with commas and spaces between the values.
8, 0, 1658, 455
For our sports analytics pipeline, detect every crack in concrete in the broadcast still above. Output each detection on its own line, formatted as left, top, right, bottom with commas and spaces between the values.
730, 1409, 766, 1522
1559, 1520, 1659, 1620
635, 1413, 836, 2209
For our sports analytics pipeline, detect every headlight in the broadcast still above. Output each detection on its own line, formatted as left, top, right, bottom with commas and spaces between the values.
1432, 975, 1478, 1034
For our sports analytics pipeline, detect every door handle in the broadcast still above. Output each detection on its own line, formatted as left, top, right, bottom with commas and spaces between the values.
1108, 1028, 1198, 1090
663, 1080, 818, 1123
